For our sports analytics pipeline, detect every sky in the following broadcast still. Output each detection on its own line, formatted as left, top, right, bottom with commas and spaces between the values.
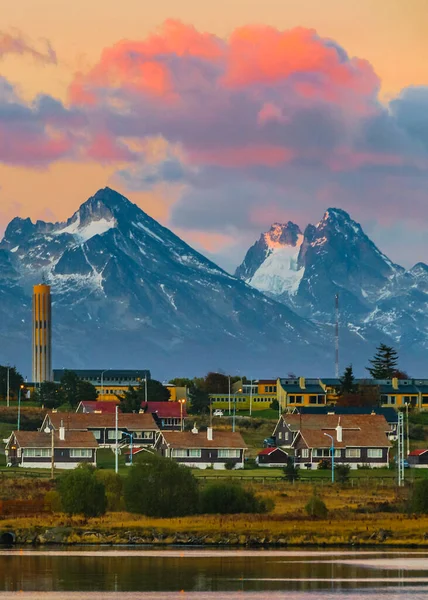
1, 0, 428, 271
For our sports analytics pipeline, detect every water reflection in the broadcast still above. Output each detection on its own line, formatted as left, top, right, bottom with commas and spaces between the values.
0, 549, 427, 596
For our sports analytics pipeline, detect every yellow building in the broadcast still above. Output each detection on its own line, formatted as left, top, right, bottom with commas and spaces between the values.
277, 377, 327, 410
209, 380, 276, 412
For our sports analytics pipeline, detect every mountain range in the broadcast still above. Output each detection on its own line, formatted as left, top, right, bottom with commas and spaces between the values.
236, 208, 428, 373
0, 189, 426, 378
0, 188, 326, 379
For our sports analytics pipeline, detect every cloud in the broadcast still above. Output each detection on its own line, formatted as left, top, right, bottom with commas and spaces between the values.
0, 77, 78, 166
0, 30, 57, 65
2, 20, 428, 270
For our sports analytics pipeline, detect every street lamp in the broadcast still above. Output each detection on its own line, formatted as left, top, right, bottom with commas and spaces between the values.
405, 401, 410, 459
17, 384, 25, 431
324, 432, 335, 483
178, 398, 186, 432
6, 366, 10, 408
144, 376, 148, 404
232, 388, 242, 433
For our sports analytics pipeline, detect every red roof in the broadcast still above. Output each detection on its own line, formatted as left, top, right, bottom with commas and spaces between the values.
141, 402, 188, 419
409, 449, 428, 456
258, 447, 288, 456
77, 400, 187, 418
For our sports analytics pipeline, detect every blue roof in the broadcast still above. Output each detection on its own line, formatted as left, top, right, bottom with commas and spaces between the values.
296, 405, 398, 424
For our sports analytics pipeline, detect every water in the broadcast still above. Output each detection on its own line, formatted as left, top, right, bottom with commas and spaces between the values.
0, 548, 428, 599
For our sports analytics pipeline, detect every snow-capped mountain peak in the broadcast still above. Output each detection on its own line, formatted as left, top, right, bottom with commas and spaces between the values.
235, 221, 304, 297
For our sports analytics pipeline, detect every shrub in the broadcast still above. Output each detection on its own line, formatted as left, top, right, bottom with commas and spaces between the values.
244, 458, 258, 470
410, 479, 428, 514
335, 464, 351, 484
57, 467, 107, 517
305, 494, 328, 519
44, 490, 62, 512
95, 470, 123, 511
317, 459, 331, 470
270, 400, 279, 411
200, 482, 269, 514
283, 458, 299, 482
225, 460, 235, 470
124, 456, 199, 517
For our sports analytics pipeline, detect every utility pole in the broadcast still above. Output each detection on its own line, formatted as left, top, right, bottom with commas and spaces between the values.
144, 376, 148, 404
249, 379, 253, 417
6, 367, 10, 408
51, 427, 55, 479
115, 404, 119, 474
406, 402, 410, 459
397, 411, 404, 486
228, 376, 231, 416
335, 294, 339, 378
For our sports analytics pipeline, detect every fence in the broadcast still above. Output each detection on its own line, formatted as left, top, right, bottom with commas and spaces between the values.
0, 499, 50, 517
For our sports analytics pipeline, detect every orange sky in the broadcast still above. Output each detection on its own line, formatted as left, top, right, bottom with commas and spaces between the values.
1, 0, 428, 266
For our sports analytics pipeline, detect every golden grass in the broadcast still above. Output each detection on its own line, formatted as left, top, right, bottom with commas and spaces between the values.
2, 481, 426, 546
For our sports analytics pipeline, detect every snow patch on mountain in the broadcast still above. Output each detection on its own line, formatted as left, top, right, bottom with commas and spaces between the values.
248, 234, 304, 296
55, 214, 116, 242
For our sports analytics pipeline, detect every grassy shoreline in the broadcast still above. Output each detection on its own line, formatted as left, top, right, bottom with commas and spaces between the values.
2, 481, 428, 547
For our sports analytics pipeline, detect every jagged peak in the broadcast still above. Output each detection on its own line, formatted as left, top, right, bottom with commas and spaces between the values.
263, 221, 302, 248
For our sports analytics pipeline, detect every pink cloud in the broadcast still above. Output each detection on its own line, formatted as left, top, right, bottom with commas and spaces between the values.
85, 133, 135, 163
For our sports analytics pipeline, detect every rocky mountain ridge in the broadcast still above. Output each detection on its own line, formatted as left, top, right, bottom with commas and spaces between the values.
236, 208, 428, 370
0, 188, 326, 378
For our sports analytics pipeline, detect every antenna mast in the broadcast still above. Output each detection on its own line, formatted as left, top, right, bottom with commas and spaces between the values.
335, 293, 339, 378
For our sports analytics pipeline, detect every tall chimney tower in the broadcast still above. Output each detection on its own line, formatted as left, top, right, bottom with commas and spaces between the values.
32, 284, 52, 383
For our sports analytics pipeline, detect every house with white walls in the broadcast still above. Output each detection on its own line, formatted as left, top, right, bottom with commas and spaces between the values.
291, 414, 391, 469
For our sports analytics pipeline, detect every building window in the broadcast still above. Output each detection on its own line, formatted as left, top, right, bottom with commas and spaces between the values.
91, 430, 101, 440
108, 430, 118, 440
142, 431, 153, 439
278, 432, 282, 440
367, 449, 383, 458
334, 449, 341, 458
188, 449, 201, 458
284, 432, 289, 441
309, 395, 317, 404
422, 397, 428, 405
218, 449, 240, 458
295, 396, 303, 404
171, 449, 187, 457
389, 396, 396, 405
70, 449, 92, 458
302, 448, 309, 458
346, 448, 361, 458
314, 448, 330, 458
23, 448, 51, 457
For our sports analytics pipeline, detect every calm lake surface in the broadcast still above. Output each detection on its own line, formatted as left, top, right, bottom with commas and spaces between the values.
0, 548, 428, 599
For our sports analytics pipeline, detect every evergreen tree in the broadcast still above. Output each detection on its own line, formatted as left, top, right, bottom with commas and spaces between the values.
203, 372, 230, 393
119, 386, 142, 413
60, 370, 80, 406
76, 380, 98, 402
0, 365, 24, 400
34, 381, 65, 409
367, 344, 399, 379
339, 365, 357, 395
60, 370, 98, 407
188, 385, 210, 415
119, 379, 170, 412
